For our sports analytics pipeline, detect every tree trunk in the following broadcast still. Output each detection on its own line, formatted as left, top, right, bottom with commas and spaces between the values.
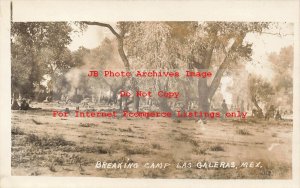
117, 35, 140, 112
198, 78, 210, 113
177, 78, 190, 110
158, 97, 173, 112
251, 96, 264, 118
192, 61, 210, 116
83, 22, 140, 112
208, 32, 246, 99
157, 78, 174, 114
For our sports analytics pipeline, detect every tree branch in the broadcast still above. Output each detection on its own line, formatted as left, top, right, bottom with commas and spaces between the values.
82, 21, 130, 71
203, 45, 215, 68
203, 34, 217, 68
82, 21, 121, 39
82, 21, 137, 107
208, 32, 246, 99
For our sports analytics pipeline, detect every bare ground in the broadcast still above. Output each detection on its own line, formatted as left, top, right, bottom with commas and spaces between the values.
11, 103, 292, 179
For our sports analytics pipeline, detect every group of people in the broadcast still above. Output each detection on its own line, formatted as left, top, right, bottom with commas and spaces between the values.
265, 105, 283, 120
220, 99, 283, 120
11, 98, 30, 110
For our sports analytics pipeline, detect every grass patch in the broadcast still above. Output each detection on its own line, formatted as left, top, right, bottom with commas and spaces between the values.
151, 143, 161, 149
26, 134, 75, 147
210, 145, 225, 152
119, 127, 133, 132
124, 147, 150, 155
189, 139, 199, 147
11, 127, 25, 135
49, 162, 56, 172
102, 121, 113, 124
194, 148, 208, 155
77, 145, 108, 154
236, 128, 251, 135
120, 138, 131, 143
176, 133, 199, 147
79, 123, 97, 127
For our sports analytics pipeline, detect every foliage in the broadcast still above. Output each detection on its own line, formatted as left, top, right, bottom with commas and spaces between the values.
11, 22, 73, 98
269, 46, 293, 91
248, 74, 274, 109
269, 46, 293, 111
12, 21, 280, 110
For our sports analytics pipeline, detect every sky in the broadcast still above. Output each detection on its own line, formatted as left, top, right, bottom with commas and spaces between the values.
68, 24, 115, 51
244, 23, 294, 80
221, 23, 293, 105
67, 22, 294, 106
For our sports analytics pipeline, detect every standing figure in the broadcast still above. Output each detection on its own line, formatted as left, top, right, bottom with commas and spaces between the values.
275, 110, 283, 120
221, 99, 228, 120
20, 99, 29, 110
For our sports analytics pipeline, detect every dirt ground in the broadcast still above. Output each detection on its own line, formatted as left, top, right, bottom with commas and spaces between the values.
11, 102, 292, 179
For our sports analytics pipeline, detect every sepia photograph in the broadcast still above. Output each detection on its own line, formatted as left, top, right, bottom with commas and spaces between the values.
10, 20, 294, 178
1, 0, 299, 188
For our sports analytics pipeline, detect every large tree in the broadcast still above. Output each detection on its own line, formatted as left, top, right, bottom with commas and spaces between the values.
122, 22, 270, 113
248, 75, 274, 117
269, 45, 293, 112
82, 22, 142, 111
11, 22, 73, 99
176, 22, 269, 113
81, 21, 270, 114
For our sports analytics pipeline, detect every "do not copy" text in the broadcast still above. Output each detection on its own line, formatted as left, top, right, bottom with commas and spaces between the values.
120, 90, 179, 99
